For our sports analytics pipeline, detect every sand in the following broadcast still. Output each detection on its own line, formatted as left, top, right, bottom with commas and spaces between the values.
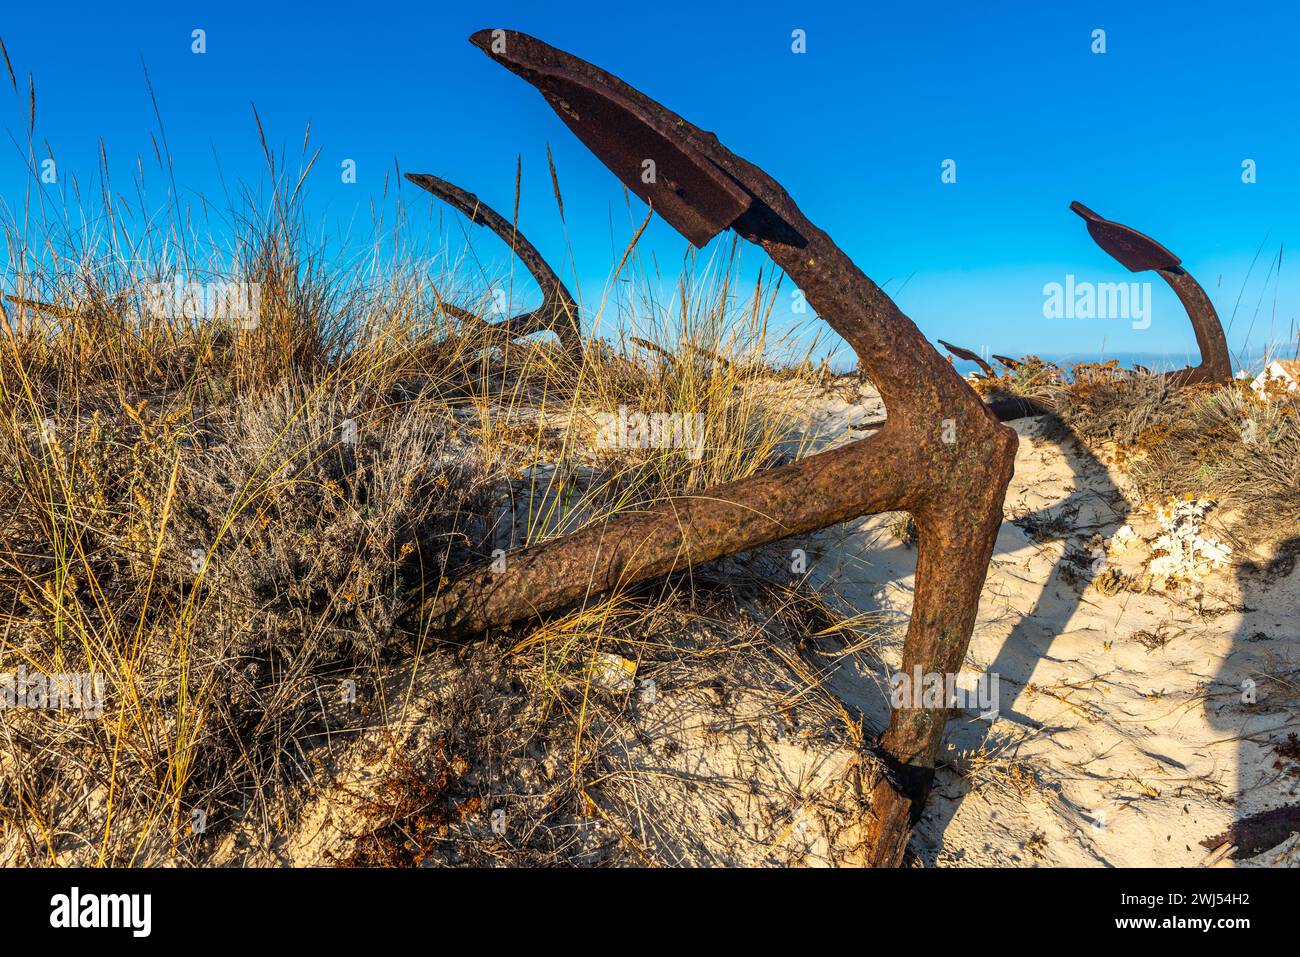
213, 378, 1300, 867
798, 381, 1300, 866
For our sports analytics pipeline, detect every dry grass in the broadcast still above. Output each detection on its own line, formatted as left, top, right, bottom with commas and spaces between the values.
974, 358, 1300, 541
0, 138, 877, 865
310, 579, 879, 868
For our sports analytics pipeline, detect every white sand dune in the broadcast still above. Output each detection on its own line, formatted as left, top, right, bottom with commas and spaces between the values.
213, 379, 1300, 867
798, 382, 1300, 866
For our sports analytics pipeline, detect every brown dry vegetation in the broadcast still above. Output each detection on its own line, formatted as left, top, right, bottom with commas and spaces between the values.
3, 85, 1295, 864
976, 357, 1300, 541
0, 157, 881, 865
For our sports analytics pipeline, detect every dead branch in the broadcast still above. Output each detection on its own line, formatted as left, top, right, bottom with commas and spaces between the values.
629, 335, 733, 369
628, 335, 676, 366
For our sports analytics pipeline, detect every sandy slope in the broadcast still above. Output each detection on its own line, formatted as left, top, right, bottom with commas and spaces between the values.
800, 381, 1300, 866
214, 379, 1300, 867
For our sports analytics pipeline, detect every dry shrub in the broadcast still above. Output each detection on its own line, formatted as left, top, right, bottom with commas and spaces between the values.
0, 374, 500, 863
0, 163, 830, 865
979, 356, 1300, 540
318, 576, 877, 868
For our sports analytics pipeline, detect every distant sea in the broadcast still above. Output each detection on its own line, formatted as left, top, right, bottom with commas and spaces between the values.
941, 346, 1285, 378
826, 347, 1285, 376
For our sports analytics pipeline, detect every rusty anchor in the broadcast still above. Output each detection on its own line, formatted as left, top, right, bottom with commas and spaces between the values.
406, 170, 583, 358
411, 29, 1020, 867
940, 204, 1233, 410
1069, 201, 1230, 386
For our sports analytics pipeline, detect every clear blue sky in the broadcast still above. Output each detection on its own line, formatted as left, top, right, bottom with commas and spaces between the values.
2, 0, 1296, 369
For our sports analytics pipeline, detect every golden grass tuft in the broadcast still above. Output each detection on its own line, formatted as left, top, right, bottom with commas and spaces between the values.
0, 154, 860, 864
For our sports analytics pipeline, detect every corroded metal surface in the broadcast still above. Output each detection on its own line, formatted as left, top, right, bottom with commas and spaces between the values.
1071, 201, 1230, 385
418, 29, 1021, 865
460, 33, 753, 249
406, 172, 582, 356
948, 206, 1234, 401
938, 339, 994, 377
1069, 201, 1181, 272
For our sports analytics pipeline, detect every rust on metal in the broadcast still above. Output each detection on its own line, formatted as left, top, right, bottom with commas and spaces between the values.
406, 171, 582, 356
466, 31, 752, 249
932, 337, 1057, 421
1071, 201, 1230, 385
938, 339, 994, 377
1069, 201, 1181, 272
413, 29, 1021, 867
957, 206, 1235, 405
